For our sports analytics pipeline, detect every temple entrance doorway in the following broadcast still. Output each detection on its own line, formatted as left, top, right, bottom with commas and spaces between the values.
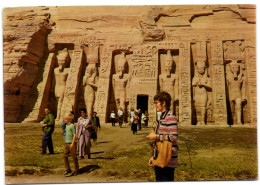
137, 95, 148, 114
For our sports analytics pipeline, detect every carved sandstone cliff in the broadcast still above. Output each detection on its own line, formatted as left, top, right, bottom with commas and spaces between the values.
3, 5, 256, 126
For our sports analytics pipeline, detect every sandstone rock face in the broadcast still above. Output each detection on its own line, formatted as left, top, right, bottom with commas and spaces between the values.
3, 5, 256, 126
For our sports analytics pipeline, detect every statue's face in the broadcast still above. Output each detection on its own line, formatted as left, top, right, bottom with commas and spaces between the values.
118, 65, 125, 73
165, 65, 172, 76
196, 61, 205, 75
231, 64, 240, 74
86, 65, 96, 77
197, 66, 205, 75
58, 59, 66, 67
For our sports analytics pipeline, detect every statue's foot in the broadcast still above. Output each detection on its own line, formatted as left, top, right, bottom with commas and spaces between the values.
197, 121, 205, 126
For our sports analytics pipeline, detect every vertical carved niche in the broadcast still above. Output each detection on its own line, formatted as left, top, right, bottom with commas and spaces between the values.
76, 43, 100, 118
158, 49, 179, 117
191, 42, 212, 125
107, 50, 132, 122
223, 40, 247, 125
50, 45, 74, 120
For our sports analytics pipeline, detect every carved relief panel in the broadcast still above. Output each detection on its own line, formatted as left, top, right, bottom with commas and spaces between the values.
244, 39, 256, 125
191, 42, 212, 125
128, 45, 158, 124
106, 44, 132, 122
223, 40, 247, 125
158, 49, 179, 117
178, 42, 192, 125
60, 48, 84, 120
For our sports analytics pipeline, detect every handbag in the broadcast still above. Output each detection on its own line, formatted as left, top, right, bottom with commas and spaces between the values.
150, 130, 172, 168
153, 140, 172, 168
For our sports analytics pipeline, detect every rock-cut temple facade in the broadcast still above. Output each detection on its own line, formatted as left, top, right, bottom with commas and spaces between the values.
3, 5, 256, 126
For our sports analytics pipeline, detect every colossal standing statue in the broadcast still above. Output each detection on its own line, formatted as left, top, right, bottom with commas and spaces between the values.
192, 60, 212, 125
226, 60, 246, 124
112, 52, 129, 115
54, 48, 70, 120
83, 44, 99, 117
159, 50, 178, 114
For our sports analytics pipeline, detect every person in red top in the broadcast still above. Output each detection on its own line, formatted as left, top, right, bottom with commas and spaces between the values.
147, 91, 178, 181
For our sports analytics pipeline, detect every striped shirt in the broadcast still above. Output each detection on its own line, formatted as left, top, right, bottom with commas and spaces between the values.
155, 110, 178, 168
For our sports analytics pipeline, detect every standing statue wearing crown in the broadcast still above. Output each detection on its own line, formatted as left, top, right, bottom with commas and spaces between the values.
192, 59, 212, 125
226, 60, 246, 124
83, 44, 99, 118
159, 50, 178, 114
112, 52, 129, 116
54, 48, 70, 120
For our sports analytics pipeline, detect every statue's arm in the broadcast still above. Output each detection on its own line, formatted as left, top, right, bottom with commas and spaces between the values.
200, 77, 212, 90
174, 76, 179, 101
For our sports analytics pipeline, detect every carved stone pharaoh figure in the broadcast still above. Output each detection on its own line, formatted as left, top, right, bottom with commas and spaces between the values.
226, 61, 246, 124
112, 52, 129, 114
83, 44, 99, 117
159, 50, 178, 113
54, 48, 70, 120
192, 60, 212, 125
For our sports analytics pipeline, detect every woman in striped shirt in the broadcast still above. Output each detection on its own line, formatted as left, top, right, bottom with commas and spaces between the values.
146, 91, 178, 181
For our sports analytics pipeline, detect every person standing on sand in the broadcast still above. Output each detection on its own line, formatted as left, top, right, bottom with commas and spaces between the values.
41, 108, 55, 155
146, 91, 178, 181
76, 108, 92, 159
63, 113, 79, 176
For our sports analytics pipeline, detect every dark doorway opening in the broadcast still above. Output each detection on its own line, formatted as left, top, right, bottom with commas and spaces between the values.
137, 95, 148, 114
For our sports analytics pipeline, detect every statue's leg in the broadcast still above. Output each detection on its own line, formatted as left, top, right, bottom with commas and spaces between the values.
120, 98, 126, 122
201, 107, 206, 125
235, 98, 242, 124
56, 96, 63, 120
85, 86, 95, 117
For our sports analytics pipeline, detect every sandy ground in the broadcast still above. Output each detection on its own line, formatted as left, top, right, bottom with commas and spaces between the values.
5, 122, 152, 184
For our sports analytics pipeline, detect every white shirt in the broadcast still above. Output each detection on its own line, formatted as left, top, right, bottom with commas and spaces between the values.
118, 110, 123, 116
111, 112, 116, 118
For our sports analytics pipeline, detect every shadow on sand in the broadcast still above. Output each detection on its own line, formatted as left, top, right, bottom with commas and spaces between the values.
78, 165, 101, 174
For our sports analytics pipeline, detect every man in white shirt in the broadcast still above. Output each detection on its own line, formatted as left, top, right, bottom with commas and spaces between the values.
110, 110, 116, 126
118, 107, 124, 128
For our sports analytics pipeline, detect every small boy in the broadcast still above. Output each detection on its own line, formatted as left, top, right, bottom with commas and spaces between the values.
63, 113, 79, 176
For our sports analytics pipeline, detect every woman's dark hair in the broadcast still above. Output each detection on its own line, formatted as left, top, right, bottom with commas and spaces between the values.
154, 91, 172, 110
80, 108, 87, 113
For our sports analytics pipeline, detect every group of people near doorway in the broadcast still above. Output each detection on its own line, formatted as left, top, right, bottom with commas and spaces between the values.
129, 109, 149, 134
40, 91, 178, 181
40, 107, 100, 176
110, 108, 149, 132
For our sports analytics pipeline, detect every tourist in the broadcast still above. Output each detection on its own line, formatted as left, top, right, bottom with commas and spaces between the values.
144, 111, 149, 127
132, 111, 139, 134
129, 108, 135, 130
92, 112, 101, 143
110, 110, 116, 126
118, 107, 124, 128
141, 112, 145, 128
76, 108, 92, 159
138, 109, 142, 130
63, 113, 79, 176
41, 108, 55, 155
146, 91, 178, 181
61, 111, 74, 140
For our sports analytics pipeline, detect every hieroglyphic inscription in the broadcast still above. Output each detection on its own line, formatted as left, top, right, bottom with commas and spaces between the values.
179, 42, 191, 125
94, 45, 113, 123
245, 40, 257, 124
211, 40, 227, 125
